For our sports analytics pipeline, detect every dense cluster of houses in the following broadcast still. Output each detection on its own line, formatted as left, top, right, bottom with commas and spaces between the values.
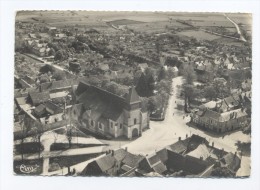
191, 88, 251, 133
81, 134, 241, 177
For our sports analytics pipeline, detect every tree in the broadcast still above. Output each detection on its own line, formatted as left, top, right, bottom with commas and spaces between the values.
40, 64, 54, 74
133, 70, 143, 85
148, 95, 162, 112
118, 73, 134, 86
48, 48, 55, 56
182, 64, 196, 85
52, 71, 66, 81
213, 80, 230, 98
179, 50, 185, 56
204, 86, 217, 100
136, 73, 149, 97
158, 67, 167, 81
183, 84, 195, 110
39, 74, 50, 84
54, 50, 68, 61
66, 126, 72, 148
167, 67, 176, 79
31, 124, 44, 159
88, 76, 102, 87
156, 79, 171, 95
146, 74, 155, 96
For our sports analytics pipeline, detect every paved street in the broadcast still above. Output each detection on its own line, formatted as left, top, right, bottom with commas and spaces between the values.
120, 76, 251, 176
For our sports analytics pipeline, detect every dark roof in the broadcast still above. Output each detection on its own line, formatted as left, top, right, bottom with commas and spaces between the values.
169, 139, 189, 154
201, 109, 221, 121
14, 87, 40, 98
29, 91, 50, 105
44, 101, 63, 114
156, 148, 168, 163
224, 96, 239, 108
34, 104, 46, 114
122, 153, 144, 168
77, 81, 141, 121
96, 155, 116, 172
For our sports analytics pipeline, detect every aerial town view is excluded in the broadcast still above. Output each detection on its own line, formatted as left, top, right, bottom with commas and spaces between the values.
13, 11, 252, 177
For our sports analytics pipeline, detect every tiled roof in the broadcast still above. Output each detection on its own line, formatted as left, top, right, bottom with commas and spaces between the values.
187, 144, 211, 160
224, 96, 239, 108
77, 81, 139, 122
156, 148, 168, 163
34, 104, 46, 114
114, 149, 128, 162
202, 109, 221, 121
219, 109, 247, 122
152, 162, 167, 174
122, 153, 144, 168
96, 155, 116, 172
125, 87, 141, 104
220, 152, 241, 172
147, 154, 160, 167
44, 101, 63, 114
169, 140, 188, 154
29, 91, 50, 105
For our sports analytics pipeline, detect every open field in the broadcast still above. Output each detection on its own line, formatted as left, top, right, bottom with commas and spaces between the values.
107, 19, 145, 26
176, 30, 221, 41
213, 37, 245, 46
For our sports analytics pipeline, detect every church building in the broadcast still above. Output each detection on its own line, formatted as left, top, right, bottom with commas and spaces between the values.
75, 81, 149, 139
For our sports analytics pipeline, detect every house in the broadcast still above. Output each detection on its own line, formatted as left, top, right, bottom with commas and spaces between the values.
34, 104, 46, 117
194, 61, 214, 83
220, 152, 241, 173
28, 91, 50, 106
81, 148, 144, 176
191, 108, 247, 133
138, 153, 167, 175
76, 81, 149, 139
28, 33, 37, 39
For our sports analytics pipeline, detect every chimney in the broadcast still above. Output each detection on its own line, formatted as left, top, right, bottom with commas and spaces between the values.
186, 134, 188, 139
112, 150, 114, 156
125, 147, 128, 152
178, 137, 181, 141
212, 142, 214, 147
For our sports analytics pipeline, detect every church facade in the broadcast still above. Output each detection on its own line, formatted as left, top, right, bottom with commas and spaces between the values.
75, 81, 149, 139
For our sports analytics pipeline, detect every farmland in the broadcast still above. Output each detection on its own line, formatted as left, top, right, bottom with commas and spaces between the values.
176, 30, 221, 41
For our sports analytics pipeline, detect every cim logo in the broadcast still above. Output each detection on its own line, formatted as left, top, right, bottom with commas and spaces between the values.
19, 164, 40, 174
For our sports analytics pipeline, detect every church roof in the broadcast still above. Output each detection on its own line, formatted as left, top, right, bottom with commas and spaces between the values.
125, 87, 141, 104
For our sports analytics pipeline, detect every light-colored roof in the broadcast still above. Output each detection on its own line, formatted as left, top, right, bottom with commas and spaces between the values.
187, 144, 218, 160
219, 109, 247, 122
50, 91, 69, 99
200, 101, 217, 109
